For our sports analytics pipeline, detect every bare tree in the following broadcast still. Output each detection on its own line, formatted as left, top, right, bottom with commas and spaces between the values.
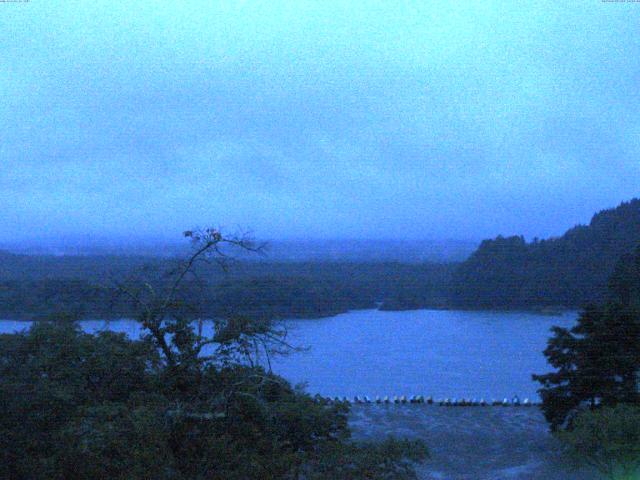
114, 227, 296, 372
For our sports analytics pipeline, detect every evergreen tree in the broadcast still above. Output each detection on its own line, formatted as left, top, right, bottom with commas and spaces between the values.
533, 246, 640, 431
453, 199, 640, 308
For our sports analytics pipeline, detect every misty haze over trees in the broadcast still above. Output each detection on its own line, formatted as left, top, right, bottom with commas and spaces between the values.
3, 2, 640, 478
0, 238, 478, 263
2, 197, 639, 479
1, 199, 639, 321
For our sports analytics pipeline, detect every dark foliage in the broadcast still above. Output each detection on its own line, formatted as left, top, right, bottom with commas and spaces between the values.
0, 260, 454, 320
0, 229, 428, 479
2, 199, 640, 315
0, 323, 428, 479
556, 404, 640, 479
451, 199, 640, 308
533, 246, 640, 431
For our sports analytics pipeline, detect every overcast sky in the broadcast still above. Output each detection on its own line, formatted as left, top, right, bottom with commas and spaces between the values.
1, 1, 639, 245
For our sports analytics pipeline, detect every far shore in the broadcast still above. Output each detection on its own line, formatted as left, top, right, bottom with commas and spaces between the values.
0, 305, 579, 323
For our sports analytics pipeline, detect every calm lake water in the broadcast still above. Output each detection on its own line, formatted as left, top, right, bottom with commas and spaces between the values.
0, 309, 577, 400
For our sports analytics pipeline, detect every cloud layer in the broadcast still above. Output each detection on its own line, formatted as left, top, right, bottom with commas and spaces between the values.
2, 1, 639, 243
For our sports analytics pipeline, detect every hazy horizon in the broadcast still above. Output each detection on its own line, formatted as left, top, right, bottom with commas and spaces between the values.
2, 2, 639, 244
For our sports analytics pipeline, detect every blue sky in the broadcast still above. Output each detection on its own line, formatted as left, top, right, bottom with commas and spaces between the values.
1, 1, 639, 244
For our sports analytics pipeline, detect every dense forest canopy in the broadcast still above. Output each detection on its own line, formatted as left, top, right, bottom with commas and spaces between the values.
0, 258, 453, 320
450, 199, 640, 309
1, 199, 639, 319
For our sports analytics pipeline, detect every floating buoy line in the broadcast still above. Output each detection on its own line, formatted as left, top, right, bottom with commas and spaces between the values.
314, 395, 540, 407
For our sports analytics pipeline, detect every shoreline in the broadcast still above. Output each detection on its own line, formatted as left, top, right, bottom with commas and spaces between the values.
0, 305, 578, 323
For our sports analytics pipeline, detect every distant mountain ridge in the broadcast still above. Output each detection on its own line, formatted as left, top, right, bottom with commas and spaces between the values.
2, 201, 639, 318
450, 198, 640, 308
0, 239, 477, 264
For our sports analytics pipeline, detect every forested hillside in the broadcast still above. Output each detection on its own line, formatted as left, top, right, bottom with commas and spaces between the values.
2, 199, 639, 319
450, 199, 640, 308
0, 256, 453, 320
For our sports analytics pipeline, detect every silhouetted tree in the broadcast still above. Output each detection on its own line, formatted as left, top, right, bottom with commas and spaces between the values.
0, 228, 429, 479
533, 246, 640, 431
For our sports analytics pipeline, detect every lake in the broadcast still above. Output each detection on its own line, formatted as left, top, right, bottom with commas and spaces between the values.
0, 309, 577, 401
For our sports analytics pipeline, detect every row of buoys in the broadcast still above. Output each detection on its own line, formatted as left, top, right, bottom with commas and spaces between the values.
437, 396, 535, 407
316, 395, 539, 407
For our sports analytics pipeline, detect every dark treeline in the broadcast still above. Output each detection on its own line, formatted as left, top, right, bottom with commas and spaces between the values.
0, 255, 453, 320
1, 238, 477, 263
450, 198, 640, 309
2, 198, 640, 319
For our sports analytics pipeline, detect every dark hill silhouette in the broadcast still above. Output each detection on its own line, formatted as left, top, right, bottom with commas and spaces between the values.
2, 200, 639, 318
450, 199, 640, 308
